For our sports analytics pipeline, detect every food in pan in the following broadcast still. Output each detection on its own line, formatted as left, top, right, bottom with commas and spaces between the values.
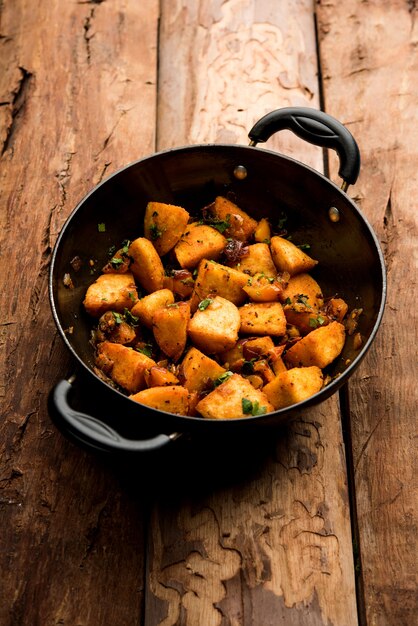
82, 196, 360, 419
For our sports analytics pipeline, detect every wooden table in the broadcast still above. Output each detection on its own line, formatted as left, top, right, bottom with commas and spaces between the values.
1, 2, 416, 625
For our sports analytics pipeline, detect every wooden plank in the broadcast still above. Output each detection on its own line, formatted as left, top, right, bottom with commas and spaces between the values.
0, 1, 158, 623
157, 0, 322, 169
147, 2, 358, 624
316, 1, 418, 624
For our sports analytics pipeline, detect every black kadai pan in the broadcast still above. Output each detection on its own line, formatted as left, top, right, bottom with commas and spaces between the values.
48, 107, 386, 454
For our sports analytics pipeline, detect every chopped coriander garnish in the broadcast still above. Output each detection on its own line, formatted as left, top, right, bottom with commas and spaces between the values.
297, 243, 311, 250
242, 398, 267, 416
214, 371, 233, 387
309, 315, 325, 329
124, 308, 139, 326
211, 219, 230, 233
285, 297, 292, 305
198, 298, 213, 311
242, 358, 256, 374
136, 344, 153, 357
296, 294, 311, 307
149, 223, 163, 240
112, 312, 124, 325
202, 214, 231, 233
97, 223, 106, 232
128, 291, 136, 301
110, 257, 124, 269
251, 401, 267, 416
121, 239, 131, 254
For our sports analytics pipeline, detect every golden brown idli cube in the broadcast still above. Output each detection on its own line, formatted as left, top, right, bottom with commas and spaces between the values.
144, 366, 179, 388
95, 341, 156, 393
196, 373, 274, 419
212, 196, 257, 242
144, 201, 190, 256
270, 236, 318, 276
254, 217, 271, 243
131, 289, 175, 328
188, 296, 240, 354
284, 321, 346, 368
130, 385, 191, 415
180, 347, 226, 393
128, 237, 165, 293
281, 273, 323, 308
152, 301, 190, 362
239, 302, 286, 336
230, 243, 277, 278
282, 273, 326, 334
190, 260, 249, 311
174, 223, 227, 269
263, 366, 323, 409
83, 273, 138, 317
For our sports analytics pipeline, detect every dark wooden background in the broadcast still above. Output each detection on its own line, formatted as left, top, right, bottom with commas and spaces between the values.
1, 1, 416, 625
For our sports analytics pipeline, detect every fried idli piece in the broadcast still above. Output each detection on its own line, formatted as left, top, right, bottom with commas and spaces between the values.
144, 201, 190, 256
188, 296, 240, 354
196, 373, 274, 419
263, 366, 323, 409
83, 273, 138, 317
270, 236, 318, 276
284, 321, 346, 368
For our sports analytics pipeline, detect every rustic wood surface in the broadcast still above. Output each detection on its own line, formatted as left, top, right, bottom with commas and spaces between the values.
0, 2, 416, 626
317, 2, 418, 624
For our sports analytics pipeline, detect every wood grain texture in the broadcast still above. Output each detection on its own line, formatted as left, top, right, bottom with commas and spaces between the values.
0, 1, 158, 624
148, 1, 358, 624
316, 1, 418, 624
157, 0, 322, 169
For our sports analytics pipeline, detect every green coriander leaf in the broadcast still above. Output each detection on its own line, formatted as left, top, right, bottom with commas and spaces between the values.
112, 312, 123, 325
242, 358, 256, 374
296, 294, 311, 307
149, 223, 163, 240
97, 223, 106, 232
198, 298, 213, 311
136, 344, 153, 357
121, 239, 131, 254
124, 308, 139, 326
203, 214, 231, 233
297, 243, 311, 250
110, 257, 124, 269
242, 398, 253, 414
214, 371, 233, 387
251, 400, 267, 416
